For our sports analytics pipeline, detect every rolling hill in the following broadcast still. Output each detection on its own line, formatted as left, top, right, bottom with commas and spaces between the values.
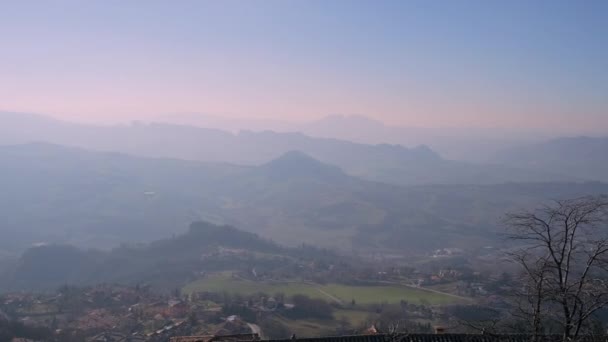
1, 142, 606, 255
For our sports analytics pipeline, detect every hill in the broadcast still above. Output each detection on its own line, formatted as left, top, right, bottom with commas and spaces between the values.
1, 143, 606, 255
298, 114, 552, 162
257, 150, 346, 181
494, 136, 608, 182
0, 111, 575, 185
0, 221, 286, 291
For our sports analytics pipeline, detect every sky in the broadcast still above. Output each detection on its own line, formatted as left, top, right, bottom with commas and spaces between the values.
1, 0, 607, 132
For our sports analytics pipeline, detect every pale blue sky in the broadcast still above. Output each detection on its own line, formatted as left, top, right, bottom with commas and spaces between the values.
1, 0, 606, 131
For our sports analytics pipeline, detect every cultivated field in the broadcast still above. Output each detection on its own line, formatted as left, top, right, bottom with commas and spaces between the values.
183, 273, 463, 305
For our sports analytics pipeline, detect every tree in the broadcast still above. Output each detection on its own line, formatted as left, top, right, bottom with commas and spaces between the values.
505, 196, 608, 341
376, 305, 408, 333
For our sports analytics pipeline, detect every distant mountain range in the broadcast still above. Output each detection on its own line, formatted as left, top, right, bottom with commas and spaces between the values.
2, 112, 606, 256
0, 112, 579, 185
493, 136, 608, 182
157, 113, 560, 161
1, 142, 606, 255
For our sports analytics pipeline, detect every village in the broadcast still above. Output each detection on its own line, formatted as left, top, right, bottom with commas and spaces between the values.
1, 251, 516, 342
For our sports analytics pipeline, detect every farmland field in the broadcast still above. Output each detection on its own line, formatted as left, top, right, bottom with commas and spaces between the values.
183, 273, 464, 305
320, 283, 459, 305
183, 273, 323, 299
333, 309, 372, 326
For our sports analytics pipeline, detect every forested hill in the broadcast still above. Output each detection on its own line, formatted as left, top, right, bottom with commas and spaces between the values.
0, 221, 331, 291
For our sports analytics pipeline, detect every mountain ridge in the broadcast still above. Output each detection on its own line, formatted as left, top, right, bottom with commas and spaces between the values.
493, 136, 608, 182
0, 111, 579, 185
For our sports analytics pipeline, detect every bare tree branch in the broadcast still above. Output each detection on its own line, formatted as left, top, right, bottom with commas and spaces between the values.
504, 196, 608, 342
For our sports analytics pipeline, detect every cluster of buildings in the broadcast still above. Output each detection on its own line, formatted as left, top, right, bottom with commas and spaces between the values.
1, 284, 257, 341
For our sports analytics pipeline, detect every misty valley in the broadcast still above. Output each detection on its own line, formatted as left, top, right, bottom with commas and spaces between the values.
1, 2, 608, 340
1, 112, 608, 341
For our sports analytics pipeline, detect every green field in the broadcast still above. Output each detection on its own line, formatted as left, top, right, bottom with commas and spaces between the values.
183, 273, 463, 305
323, 283, 462, 305
184, 273, 323, 299
333, 309, 373, 325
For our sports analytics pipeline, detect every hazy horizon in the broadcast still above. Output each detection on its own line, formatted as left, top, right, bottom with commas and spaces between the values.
2, 1, 607, 134
3, 3, 608, 339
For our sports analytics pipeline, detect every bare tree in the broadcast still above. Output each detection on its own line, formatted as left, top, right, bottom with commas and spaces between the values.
506, 250, 550, 342
505, 196, 608, 341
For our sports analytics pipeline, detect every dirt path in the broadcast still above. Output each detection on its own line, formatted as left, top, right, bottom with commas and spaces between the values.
314, 287, 344, 305
282, 280, 344, 305
419, 286, 469, 300
380, 280, 471, 301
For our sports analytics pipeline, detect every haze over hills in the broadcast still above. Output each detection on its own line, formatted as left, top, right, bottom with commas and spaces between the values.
494, 136, 608, 182
1, 142, 606, 257
3, 1, 608, 339
161, 113, 608, 169
157, 113, 560, 161
0, 111, 579, 185
1, 112, 605, 255
288, 115, 563, 162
